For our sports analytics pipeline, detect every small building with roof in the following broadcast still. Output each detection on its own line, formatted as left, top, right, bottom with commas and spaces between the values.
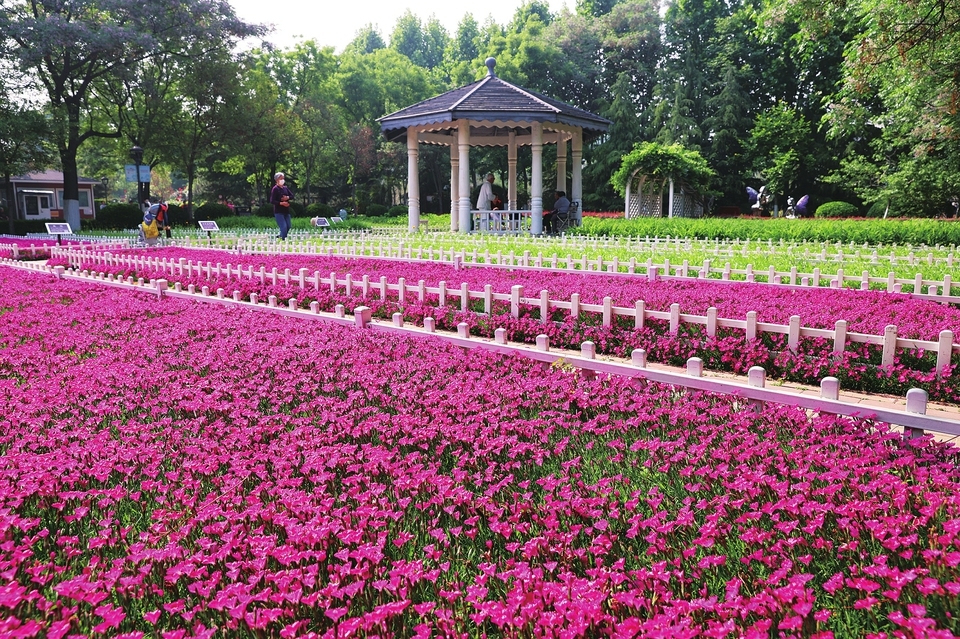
378, 58, 610, 234
0, 170, 99, 224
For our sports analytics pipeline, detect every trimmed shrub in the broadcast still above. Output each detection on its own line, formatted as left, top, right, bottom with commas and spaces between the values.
387, 205, 408, 218
814, 201, 859, 218
195, 202, 234, 220
255, 202, 306, 217
165, 203, 187, 226
367, 203, 389, 217
306, 203, 335, 218
10, 220, 54, 234
89, 203, 143, 230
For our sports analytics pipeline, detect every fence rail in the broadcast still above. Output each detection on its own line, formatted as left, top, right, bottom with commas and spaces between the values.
46, 248, 960, 374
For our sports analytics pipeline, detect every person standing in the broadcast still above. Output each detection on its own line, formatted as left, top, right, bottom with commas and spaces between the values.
476, 173, 497, 231
270, 172, 293, 240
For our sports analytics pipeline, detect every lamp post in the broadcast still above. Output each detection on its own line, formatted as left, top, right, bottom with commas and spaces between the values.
129, 145, 144, 208
100, 177, 109, 205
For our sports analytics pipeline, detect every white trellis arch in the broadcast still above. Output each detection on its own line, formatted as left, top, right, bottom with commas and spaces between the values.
624, 167, 704, 219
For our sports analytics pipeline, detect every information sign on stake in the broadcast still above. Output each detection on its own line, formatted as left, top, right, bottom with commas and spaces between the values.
198, 220, 219, 241
331, 217, 343, 223
313, 217, 330, 227
45, 222, 73, 246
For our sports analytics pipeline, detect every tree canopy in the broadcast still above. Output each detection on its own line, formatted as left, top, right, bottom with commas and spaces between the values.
1, 0, 956, 220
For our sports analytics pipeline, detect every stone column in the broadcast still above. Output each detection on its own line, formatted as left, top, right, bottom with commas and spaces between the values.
458, 121, 472, 233
530, 122, 544, 235
508, 130, 517, 211
406, 128, 420, 233
572, 129, 583, 224
556, 135, 567, 193
449, 141, 459, 231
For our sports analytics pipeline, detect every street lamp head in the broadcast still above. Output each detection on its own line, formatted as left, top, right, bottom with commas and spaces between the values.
100, 176, 108, 188
130, 145, 143, 163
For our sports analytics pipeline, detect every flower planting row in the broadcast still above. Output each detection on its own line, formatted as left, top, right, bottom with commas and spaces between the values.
43, 262, 960, 440
45, 248, 960, 403
2, 266, 960, 637
210, 230, 960, 291
50, 248, 960, 369
235, 239, 960, 303
0, 238, 114, 261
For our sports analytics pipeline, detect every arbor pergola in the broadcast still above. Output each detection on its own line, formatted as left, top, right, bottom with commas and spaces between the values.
378, 58, 610, 233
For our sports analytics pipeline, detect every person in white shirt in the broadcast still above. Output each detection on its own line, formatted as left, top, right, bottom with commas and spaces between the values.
476, 173, 499, 230
477, 173, 495, 210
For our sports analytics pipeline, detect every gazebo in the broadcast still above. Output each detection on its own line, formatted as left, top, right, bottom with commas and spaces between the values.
378, 58, 610, 234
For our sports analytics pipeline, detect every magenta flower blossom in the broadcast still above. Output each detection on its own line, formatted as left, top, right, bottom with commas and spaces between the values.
0, 266, 958, 636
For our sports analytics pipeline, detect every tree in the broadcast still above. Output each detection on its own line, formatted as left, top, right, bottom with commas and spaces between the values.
743, 102, 816, 202
161, 47, 247, 220
583, 72, 646, 210
0, 97, 55, 232
796, 0, 960, 215
345, 25, 386, 55
0, 0, 262, 228
702, 64, 754, 205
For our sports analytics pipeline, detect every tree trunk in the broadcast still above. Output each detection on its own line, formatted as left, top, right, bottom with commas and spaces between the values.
60, 99, 83, 231
5, 172, 14, 235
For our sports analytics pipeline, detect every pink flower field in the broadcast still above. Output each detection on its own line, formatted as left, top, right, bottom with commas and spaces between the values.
2, 267, 960, 637
50, 249, 960, 401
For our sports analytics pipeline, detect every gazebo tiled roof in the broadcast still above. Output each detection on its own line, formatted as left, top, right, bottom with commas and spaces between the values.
378, 59, 610, 143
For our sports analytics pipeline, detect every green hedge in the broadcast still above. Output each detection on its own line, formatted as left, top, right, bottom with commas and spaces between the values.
814, 201, 860, 218
6, 220, 55, 234
86, 203, 143, 230
254, 202, 307, 217
306, 203, 335, 217
572, 217, 960, 245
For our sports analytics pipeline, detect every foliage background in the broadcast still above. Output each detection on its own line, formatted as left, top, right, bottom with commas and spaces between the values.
1, 0, 958, 220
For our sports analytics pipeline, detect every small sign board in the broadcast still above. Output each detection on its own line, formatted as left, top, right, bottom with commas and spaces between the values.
124, 164, 152, 182
197, 220, 220, 232
331, 216, 343, 223
45, 222, 73, 235
313, 217, 330, 227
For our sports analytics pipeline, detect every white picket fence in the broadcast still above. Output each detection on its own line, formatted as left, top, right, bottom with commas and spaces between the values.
0, 239, 131, 259
48, 248, 960, 375
224, 238, 960, 300
4, 257, 958, 440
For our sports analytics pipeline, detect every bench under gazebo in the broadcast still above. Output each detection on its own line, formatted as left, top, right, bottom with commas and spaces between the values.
378, 58, 610, 234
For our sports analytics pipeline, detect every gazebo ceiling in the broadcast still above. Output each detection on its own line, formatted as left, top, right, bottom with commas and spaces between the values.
378, 58, 611, 144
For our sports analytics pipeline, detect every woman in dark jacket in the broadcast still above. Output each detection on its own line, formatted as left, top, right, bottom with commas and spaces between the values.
270, 172, 293, 240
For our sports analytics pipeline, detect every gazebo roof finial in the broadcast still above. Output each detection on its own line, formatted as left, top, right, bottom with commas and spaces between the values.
485, 57, 496, 77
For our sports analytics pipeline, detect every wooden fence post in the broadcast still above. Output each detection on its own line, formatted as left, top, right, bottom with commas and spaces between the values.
632, 348, 647, 368
511, 285, 523, 318
669, 303, 680, 334
882, 325, 898, 367
788, 316, 801, 352
904, 388, 928, 439
746, 311, 757, 341
937, 330, 954, 378
821, 376, 840, 400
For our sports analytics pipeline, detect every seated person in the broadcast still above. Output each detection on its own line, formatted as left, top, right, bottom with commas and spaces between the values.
544, 191, 570, 233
